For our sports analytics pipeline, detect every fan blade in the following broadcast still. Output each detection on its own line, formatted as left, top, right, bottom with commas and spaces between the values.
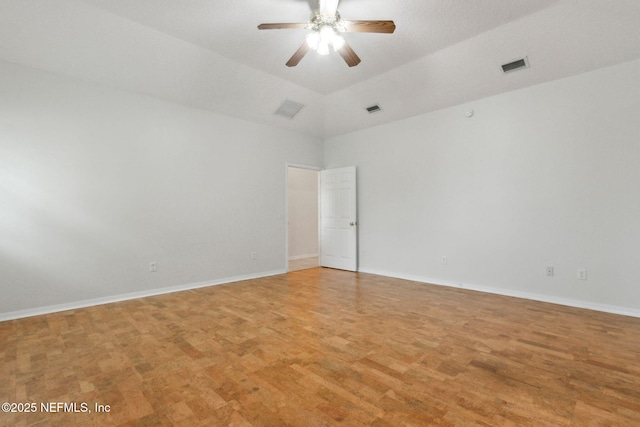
343, 20, 396, 34
286, 42, 312, 67
337, 41, 361, 67
258, 23, 309, 30
319, 0, 339, 16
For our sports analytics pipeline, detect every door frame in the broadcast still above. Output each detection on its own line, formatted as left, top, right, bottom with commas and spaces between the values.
285, 163, 322, 272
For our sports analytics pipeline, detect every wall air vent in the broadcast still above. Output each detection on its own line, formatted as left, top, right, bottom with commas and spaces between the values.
366, 104, 382, 114
274, 99, 305, 119
501, 57, 529, 73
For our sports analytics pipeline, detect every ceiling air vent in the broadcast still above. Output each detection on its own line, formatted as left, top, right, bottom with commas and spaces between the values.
501, 57, 529, 73
366, 104, 382, 114
274, 99, 305, 119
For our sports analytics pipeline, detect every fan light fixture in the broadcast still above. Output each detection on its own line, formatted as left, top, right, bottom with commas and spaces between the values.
257, 1, 396, 67
306, 26, 345, 55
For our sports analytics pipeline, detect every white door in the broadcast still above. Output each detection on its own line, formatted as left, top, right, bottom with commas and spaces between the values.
320, 166, 357, 271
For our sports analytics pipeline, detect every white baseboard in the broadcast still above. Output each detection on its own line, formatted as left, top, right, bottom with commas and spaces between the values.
288, 253, 319, 261
0, 269, 286, 322
358, 268, 640, 319
6, 268, 638, 322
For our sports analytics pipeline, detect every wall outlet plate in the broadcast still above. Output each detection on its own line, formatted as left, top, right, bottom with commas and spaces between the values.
577, 268, 587, 280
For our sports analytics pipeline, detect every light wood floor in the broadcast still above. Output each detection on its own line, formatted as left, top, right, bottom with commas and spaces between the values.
2, 268, 640, 426
288, 257, 319, 272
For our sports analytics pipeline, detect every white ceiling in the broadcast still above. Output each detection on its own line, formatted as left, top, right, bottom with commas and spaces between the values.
1, 0, 640, 138
77, 0, 560, 95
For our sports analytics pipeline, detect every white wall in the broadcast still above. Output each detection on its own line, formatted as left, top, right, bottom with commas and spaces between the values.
325, 59, 640, 316
287, 168, 319, 260
0, 60, 323, 318
3, 56, 640, 320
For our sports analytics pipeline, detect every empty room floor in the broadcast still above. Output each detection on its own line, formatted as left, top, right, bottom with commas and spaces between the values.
288, 256, 319, 272
1, 268, 640, 426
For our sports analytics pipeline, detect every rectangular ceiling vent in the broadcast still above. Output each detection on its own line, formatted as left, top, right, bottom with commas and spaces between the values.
274, 99, 305, 119
366, 104, 382, 114
501, 57, 529, 73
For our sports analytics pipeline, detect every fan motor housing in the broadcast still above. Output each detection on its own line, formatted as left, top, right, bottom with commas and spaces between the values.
310, 10, 344, 32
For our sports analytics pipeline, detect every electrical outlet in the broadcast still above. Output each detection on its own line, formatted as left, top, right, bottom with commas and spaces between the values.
577, 268, 587, 280
251, 252, 257, 260
149, 262, 157, 272
442, 256, 447, 265
546, 266, 554, 277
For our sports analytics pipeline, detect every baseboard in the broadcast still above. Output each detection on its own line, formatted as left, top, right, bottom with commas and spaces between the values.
358, 268, 640, 319
0, 269, 286, 322
288, 253, 319, 261
7, 268, 638, 322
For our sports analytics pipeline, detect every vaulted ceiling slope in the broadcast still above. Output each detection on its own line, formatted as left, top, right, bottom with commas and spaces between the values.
1, 0, 639, 139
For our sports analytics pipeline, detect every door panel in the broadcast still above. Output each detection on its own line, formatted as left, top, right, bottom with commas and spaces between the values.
320, 166, 357, 271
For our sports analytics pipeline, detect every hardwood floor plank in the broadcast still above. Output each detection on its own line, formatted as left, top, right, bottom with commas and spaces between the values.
2, 268, 640, 426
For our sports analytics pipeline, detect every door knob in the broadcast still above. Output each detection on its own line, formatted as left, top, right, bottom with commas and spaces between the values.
350, 222, 357, 226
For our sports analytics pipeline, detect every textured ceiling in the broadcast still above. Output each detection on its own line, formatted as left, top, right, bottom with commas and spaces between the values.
76, 0, 560, 94
1, 0, 640, 139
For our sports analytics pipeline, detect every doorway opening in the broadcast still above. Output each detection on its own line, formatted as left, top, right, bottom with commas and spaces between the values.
286, 166, 320, 272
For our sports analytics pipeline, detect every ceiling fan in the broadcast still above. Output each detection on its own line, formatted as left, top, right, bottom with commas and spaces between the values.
257, 0, 395, 67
